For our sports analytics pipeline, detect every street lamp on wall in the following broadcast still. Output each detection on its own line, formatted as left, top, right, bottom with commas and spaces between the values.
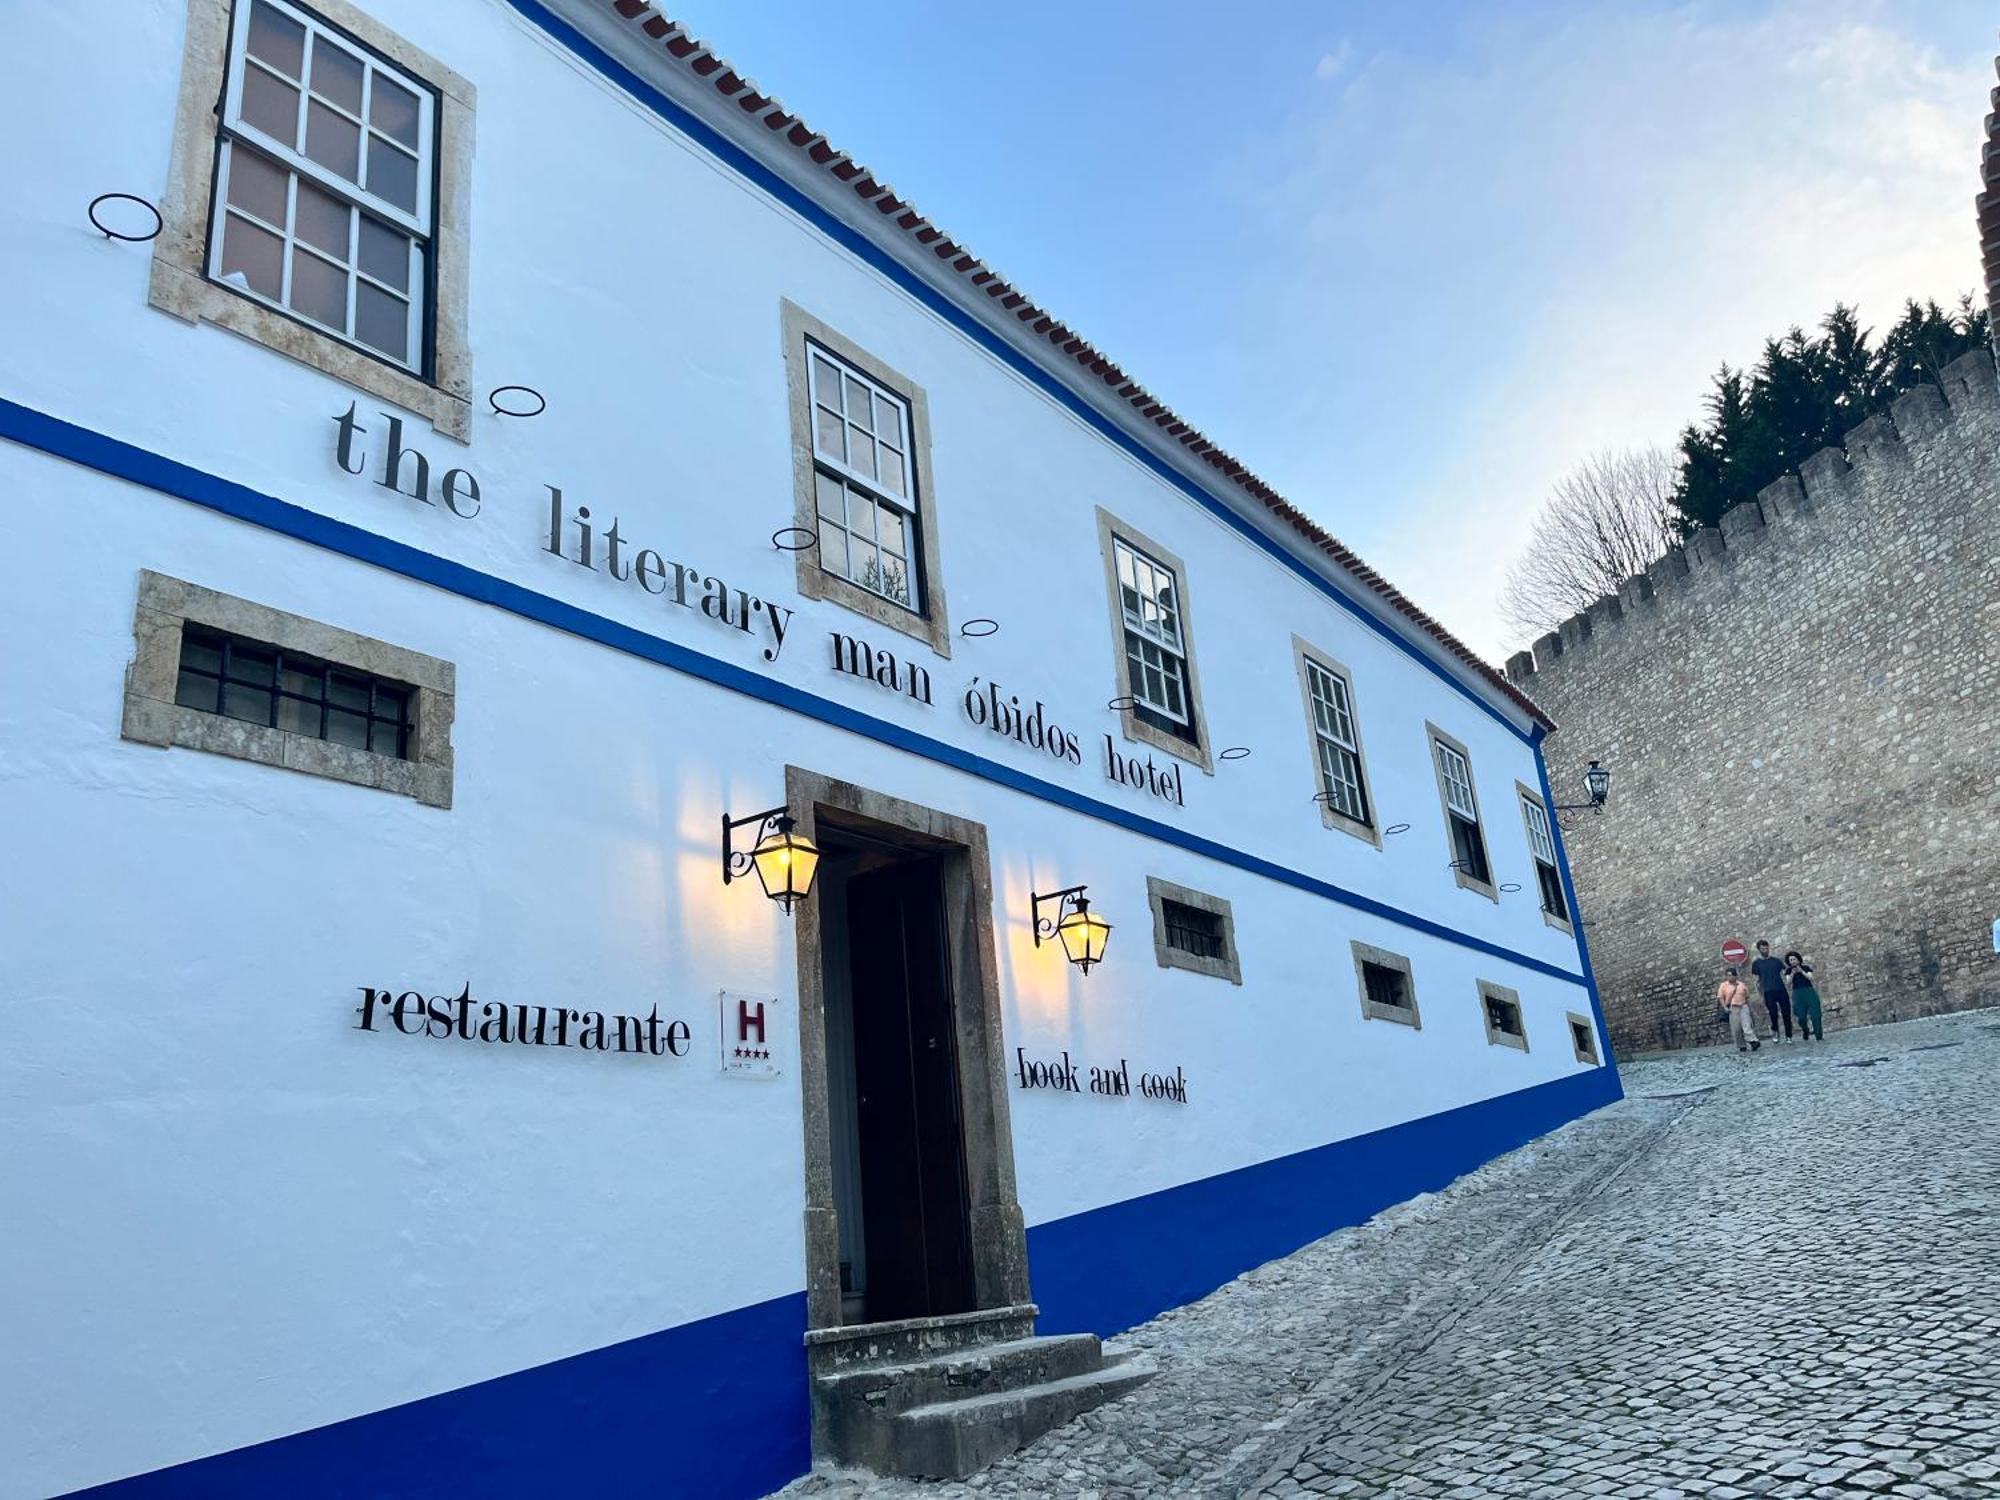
1032, 885, 1113, 975
1552, 760, 1613, 816
722, 806, 821, 914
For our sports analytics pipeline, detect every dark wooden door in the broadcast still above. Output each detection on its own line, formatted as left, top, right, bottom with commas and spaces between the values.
844, 859, 974, 1322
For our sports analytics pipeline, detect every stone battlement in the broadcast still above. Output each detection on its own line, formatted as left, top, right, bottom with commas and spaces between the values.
1504, 347, 2000, 689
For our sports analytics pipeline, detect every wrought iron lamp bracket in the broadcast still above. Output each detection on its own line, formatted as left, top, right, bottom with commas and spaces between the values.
1030, 885, 1090, 947
722, 805, 790, 885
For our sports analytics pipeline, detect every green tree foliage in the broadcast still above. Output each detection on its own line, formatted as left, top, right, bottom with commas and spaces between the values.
1670, 297, 1989, 532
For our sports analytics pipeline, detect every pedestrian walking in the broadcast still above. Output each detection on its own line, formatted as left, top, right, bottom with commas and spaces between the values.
1750, 939, 1793, 1041
1718, 967, 1760, 1052
1786, 951, 1824, 1040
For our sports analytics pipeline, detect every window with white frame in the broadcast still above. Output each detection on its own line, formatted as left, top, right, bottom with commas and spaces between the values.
210, 0, 435, 372
809, 342, 922, 612
1304, 656, 1371, 827
1113, 536, 1196, 738
1519, 790, 1569, 923
1430, 731, 1494, 891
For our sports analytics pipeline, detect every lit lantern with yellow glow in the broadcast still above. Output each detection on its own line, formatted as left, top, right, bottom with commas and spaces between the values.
723, 806, 821, 915
1032, 884, 1112, 975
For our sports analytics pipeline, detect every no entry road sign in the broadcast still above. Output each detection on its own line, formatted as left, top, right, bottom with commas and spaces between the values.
1722, 938, 1749, 966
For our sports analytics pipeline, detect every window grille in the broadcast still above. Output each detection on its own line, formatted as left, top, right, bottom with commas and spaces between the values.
1161, 899, 1226, 960
808, 342, 922, 612
1114, 536, 1195, 736
1484, 994, 1523, 1036
174, 625, 413, 759
1304, 657, 1370, 825
210, 0, 436, 370
1361, 961, 1411, 1012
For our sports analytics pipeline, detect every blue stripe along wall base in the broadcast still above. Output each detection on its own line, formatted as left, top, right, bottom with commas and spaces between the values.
56, 1069, 1621, 1499
1029, 1067, 1625, 1341
58, 1292, 810, 1500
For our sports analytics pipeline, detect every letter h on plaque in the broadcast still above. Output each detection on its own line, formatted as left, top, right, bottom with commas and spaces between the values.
720, 991, 781, 1079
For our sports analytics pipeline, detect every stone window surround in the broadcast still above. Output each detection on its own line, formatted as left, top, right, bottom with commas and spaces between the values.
781, 300, 951, 658
151, 0, 476, 441
1291, 635, 1380, 848
1514, 779, 1574, 934
1351, 939, 1421, 1030
1094, 507, 1214, 774
121, 569, 455, 808
1568, 1011, 1602, 1066
1426, 721, 1499, 903
1478, 980, 1529, 1052
1145, 876, 1243, 985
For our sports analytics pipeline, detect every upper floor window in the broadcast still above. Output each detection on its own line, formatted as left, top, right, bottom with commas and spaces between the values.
781, 302, 950, 655
1114, 535, 1192, 732
1518, 788, 1571, 928
1293, 639, 1375, 844
213, 0, 435, 372
1428, 725, 1496, 899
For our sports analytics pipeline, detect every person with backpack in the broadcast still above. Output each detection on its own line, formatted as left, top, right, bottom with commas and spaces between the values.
1750, 940, 1794, 1041
1786, 951, 1824, 1040
1717, 967, 1759, 1052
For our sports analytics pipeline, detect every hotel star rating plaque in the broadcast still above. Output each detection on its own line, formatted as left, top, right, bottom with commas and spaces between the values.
720, 991, 781, 1079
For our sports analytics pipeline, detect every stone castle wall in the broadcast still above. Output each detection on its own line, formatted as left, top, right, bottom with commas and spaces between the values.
1506, 350, 2000, 1056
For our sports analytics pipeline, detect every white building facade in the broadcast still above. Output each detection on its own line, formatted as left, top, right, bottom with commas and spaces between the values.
0, 3, 1620, 1495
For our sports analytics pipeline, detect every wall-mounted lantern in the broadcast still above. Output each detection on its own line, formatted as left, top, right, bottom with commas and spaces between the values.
1032, 885, 1113, 975
722, 806, 821, 914
1553, 760, 1613, 818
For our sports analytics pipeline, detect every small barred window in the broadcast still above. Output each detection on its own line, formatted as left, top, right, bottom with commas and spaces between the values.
175, 625, 413, 759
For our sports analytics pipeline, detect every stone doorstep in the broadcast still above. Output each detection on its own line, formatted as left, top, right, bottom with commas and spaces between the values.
805, 1303, 1040, 1373
819, 1333, 1108, 1415
889, 1353, 1160, 1480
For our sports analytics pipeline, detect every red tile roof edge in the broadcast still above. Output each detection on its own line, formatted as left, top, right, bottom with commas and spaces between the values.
595, 2, 1556, 730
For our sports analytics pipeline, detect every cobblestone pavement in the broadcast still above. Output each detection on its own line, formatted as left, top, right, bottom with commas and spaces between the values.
783, 1009, 2000, 1498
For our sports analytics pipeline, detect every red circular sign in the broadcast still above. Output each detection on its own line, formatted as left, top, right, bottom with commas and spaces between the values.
1722, 939, 1748, 966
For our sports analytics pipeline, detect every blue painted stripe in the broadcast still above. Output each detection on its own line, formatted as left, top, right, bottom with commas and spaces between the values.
0, 396, 1586, 989
498, 0, 1540, 748
1532, 725, 1624, 1071
1029, 1065, 1623, 1339
57, 1290, 810, 1500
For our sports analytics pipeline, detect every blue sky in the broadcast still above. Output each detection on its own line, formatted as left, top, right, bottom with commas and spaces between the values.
665, 0, 1995, 657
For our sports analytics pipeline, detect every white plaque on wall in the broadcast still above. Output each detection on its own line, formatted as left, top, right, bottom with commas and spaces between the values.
719, 991, 780, 1079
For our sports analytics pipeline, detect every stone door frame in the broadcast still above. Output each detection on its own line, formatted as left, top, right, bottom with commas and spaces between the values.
786, 765, 1031, 1330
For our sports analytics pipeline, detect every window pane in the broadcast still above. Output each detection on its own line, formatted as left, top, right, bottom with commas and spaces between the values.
247, 1, 306, 78
227, 646, 275, 685
176, 669, 219, 711
844, 375, 873, 429
290, 247, 348, 328
221, 212, 284, 297
241, 66, 301, 144
846, 427, 876, 479
356, 215, 410, 291
366, 137, 418, 213
872, 391, 903, 446
370, 76, 421, 147
294, 178, 350, 258
877, 444, 906, 497
180, 636, 223, 674
308, 36, 365, 114
280, 662, 321, 696
847, 491, 877, 544
813, 406, 845, 461
304, 98, 360, 180
328, 674, 371, 712
369, 720, 404, 756
877, 507, 906, 557
817, 519, 849, 578
225, 683, 273, 724
810, 353, 841, 404
277, 694, 320, 735
814, 469, 845, 523
225, 146, 289, 228
326, 708, 369, 749
355, 282, 409, 361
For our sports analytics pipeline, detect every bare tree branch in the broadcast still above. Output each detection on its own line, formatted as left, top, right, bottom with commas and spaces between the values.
1500, 446, 1680, 643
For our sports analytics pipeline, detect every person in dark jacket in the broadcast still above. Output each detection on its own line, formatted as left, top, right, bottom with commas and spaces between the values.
1786, 951, 1824, 1040
1750, 940, 1793, 1040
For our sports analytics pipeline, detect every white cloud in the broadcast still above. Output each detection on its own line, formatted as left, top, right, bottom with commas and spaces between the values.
1236, 1, 1989, 660
1315, 41, 1354, 82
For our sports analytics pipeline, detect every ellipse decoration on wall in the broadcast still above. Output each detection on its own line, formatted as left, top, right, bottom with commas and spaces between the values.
88, 193, 162, 243
1219, 746, 1251, 761
771, 526, 818, 552
960, 617, 999, 638
488, 385, 546, 418
1106, 695, 1138, 711
1499, 882, 1523, 893
1383, 822, 1411, 836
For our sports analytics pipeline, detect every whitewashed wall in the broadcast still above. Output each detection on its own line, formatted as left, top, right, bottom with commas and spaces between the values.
0, 2, 1608, 1495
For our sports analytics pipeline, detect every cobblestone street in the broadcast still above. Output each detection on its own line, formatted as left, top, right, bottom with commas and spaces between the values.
786, 1009, 2000, 1499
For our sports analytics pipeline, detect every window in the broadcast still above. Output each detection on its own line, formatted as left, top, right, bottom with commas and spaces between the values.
1479, 981, 1528, 1052
1351, 941, 1420, 1028
1428, 724, 1495, 899
1517, 786, 1571, 929
152, 0, 474, 438
1097, 510, 1211, 769
782, 302, 950, 654
212, 0, 434, 370
122, 570, 454, 807
1568, 1012, 1601, 1065
1146, 878, 1241, 983
1293, 638, 1375, 843
175, 626, 413, 758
